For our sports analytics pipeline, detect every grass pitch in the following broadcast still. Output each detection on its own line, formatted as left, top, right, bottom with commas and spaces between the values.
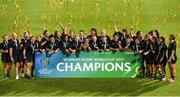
0, 0, 180, 96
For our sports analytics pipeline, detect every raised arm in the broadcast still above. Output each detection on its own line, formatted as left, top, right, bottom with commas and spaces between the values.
60, 23, 70, 35
113, 23, 119, 32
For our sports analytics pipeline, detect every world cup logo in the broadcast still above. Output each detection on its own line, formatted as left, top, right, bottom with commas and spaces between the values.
40, 56, 50, 70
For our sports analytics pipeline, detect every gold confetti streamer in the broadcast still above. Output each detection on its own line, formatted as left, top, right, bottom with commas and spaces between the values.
12, 0, 30, 37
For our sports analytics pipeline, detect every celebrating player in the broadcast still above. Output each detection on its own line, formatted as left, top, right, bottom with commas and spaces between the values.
156, 36, 167, 81
0, 35, 10, 79
9, 32, 21, 79
110, 34, 122, 51
167, 34, 177, 83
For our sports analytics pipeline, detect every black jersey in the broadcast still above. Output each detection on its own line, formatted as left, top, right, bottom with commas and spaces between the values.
157, 43, 167, 65
153, 38, 159, 59
61, 41, 70, 50
144, 40, 156, 64
0, 41, 10, 63
89, 41, 99, 50
24, 40, 40, 54
99, 41, 110, 50
119, 35, 127, 48
9, 39, 21, 62
124, 42, 134, 50
132, 42, 143, 51
158, 43, 167, 58
168, 41, 177, 60
19, 38, 31, 61
46, 42, 60, 51
55, 36, 61, 43
20, 38, 30, 51
150, 42, 157, 54
99, 35, 111, 43
9, 39, 20, 54
87, 35, 100, 43
40, 37, 50, 49
87, 35, 94, 41
68, 36, 75, 43
114, 32, 127, 48
144, 39, 151, 52
0, 41, 9, 51
21, 38, 30, 47
139, 40, 145, 51
110, 40, 121, 49
69, 40, 81, 50
79, 37, 85, 44
20, 38, 31, 52
34, 40, 41, 50
24, 40, 39, 62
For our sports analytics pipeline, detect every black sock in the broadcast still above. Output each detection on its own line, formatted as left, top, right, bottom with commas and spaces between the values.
154, 74, 156, 77
22, 69, 24, 74
151, 74, 153, 78
154, 74, 156, 78
7, 72, 9, 76
31, 67, 34, 77
171, 76, 175, 80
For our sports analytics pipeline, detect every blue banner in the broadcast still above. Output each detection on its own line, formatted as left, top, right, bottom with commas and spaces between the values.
35, 51, 142, 78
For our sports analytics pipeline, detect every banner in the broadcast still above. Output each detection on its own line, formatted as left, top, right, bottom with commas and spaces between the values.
35, 51, 142, 78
